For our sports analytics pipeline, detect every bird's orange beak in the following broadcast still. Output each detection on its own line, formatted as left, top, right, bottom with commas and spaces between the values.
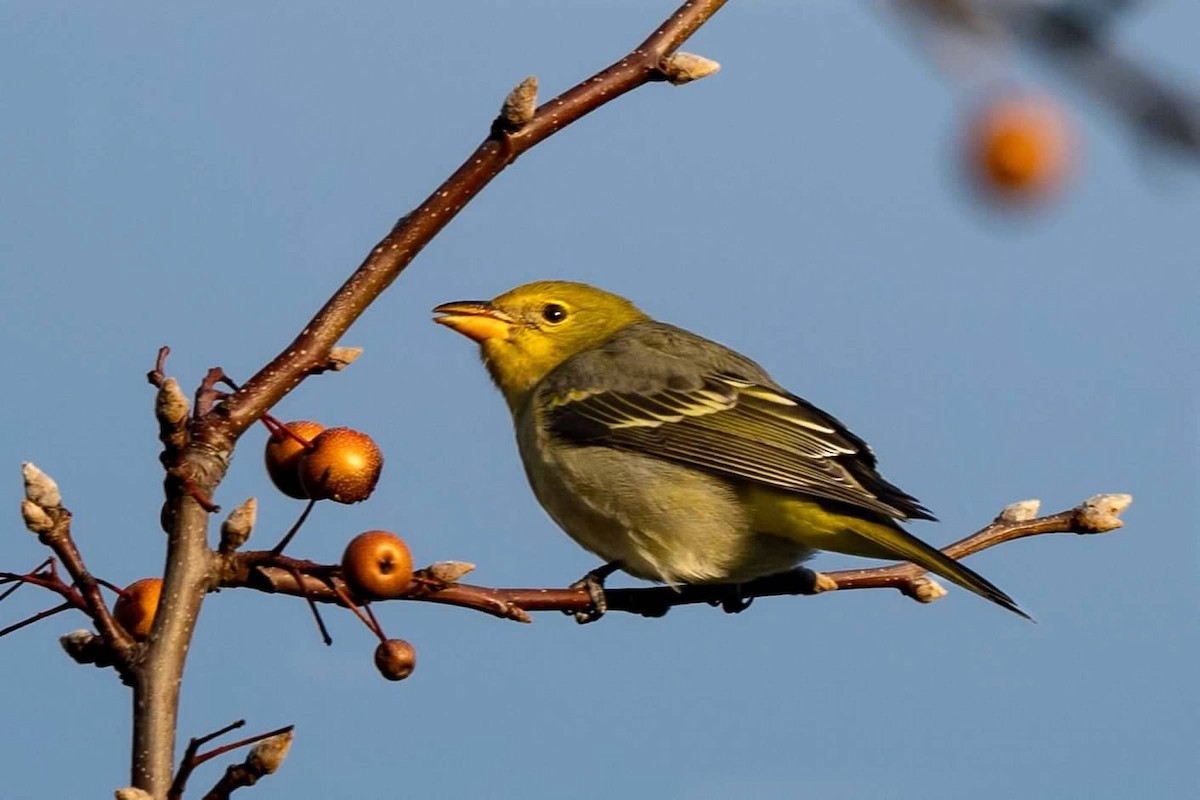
432, 300, 517, 343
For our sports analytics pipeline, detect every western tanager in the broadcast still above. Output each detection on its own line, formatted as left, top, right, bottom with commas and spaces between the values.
435, 280, 1024, 617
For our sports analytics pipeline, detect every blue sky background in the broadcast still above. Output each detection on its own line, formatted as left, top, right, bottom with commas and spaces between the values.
2, 2, 1197, 798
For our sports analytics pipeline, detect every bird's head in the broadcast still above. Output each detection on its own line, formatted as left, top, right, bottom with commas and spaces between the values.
434, 280, 647, 409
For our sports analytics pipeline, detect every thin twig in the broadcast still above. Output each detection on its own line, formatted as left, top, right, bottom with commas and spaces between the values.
195, 0, 730, 451
35, 511, 136, 659
194, 367, 230, 418
0, 602, 73, 639
168, 475, 220, 513
0, 570, 87, 612
146, 346, 171, 388
269, 498, 317, 556
168, 719, 246, 800
193, 725, 294, 771
0, 557, 53, 603
361, 600, 387, 643
331, 581, 387, 641
287, 564, 332, 646
199, 726, 295, 800
219, 496, 1129, 621
95, 577, 125, 596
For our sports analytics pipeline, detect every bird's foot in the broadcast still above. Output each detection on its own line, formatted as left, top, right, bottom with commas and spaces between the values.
566, 561, 621, 625
715, 584, 753, 614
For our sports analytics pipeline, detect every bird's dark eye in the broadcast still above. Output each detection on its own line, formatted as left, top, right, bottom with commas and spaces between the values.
541, 303, 568, 324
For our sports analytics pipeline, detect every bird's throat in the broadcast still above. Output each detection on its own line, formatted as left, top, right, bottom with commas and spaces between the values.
481, 341, 544, 413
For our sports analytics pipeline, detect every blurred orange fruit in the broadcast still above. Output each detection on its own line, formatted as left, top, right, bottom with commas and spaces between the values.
965, 92, 1074, 205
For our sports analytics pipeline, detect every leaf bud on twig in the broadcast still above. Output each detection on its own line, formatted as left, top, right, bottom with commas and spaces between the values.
219, 498, 257, 554
659, 52, 720, 85
22, 462, 61, 508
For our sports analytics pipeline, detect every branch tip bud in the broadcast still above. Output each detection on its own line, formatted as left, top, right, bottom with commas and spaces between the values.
659, 52, 721, 85
999, 499, 1041, 523
115, 789, 154, 800
155, 377, 189, 426
499, 76, 538, 129
61, 629, 96, 649
1076, 493, 1133, 533
22, 462, 62, 508
1083, 493, 1133, 514
219, 497, 257, 554
910, 577, 948, 604
61, 629, 116, 667
427, 561, 475, 583
21, 498, 53, 533
247, 729, 294, 775
326, 347, 363, 371
811, 571, 838, 593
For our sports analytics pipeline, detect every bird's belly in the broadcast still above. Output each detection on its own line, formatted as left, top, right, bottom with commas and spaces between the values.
518, 425, 809, 584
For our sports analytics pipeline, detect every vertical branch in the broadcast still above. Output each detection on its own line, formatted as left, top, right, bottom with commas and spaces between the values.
131, 461, 223, 793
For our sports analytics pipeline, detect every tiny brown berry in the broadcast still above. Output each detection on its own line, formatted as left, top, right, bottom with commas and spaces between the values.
374, 639, 417, 681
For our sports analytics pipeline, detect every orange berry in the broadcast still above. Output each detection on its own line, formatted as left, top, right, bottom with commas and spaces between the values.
264, 420, 325, 499
298, 427, 383, 504
374, 639, 416, 681
342, 531, 414, 600
113, 578, 163, 640
966, 92, 1074, 204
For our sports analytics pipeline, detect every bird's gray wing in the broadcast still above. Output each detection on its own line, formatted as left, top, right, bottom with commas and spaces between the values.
540, 322, 934, 522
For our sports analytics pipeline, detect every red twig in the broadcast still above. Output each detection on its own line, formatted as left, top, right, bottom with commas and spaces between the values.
0, 602, 73, 639
193, 725, 294, 771
195, 367, 231, 417
147, 346, 171, 388
286, 564, 332, 646
169, 719, 291, 800
35, 514, 135, 658
331, 582, 387, 641
269, 498, 317, 556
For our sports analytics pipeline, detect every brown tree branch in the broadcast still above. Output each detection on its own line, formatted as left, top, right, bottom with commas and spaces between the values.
219, 495, 1131, 621
13, 465, 141, 682
132, 490, 219, 794
129, 4, 730, 795
195, 0, 729, 451
31, 509, 137, 664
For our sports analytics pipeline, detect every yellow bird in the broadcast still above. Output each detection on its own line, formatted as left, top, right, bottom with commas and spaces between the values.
435, 280, 1025, 618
